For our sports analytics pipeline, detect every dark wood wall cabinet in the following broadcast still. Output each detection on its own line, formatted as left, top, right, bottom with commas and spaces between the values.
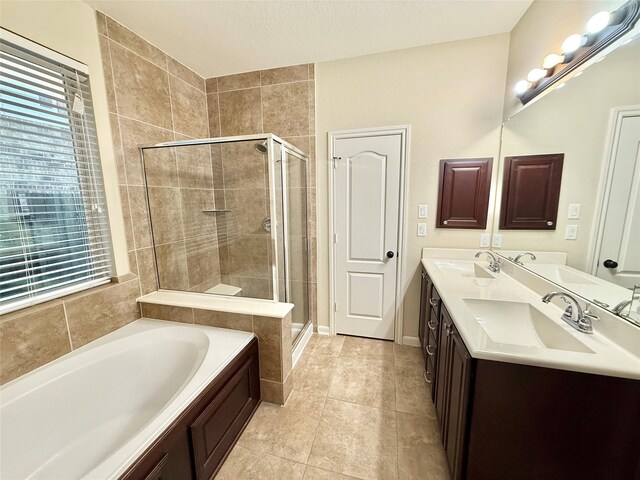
436, 158, 492, 229
120, 338, 260, 480
499, 153, 564, 230
418, 265, 640, 480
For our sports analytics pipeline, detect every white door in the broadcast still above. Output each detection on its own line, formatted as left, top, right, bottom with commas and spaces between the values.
596, 113, 640, 288
333, 133, 402, 340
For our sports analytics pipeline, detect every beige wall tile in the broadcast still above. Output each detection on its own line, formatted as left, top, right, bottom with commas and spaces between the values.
65, 280, 141, 349
226, 276, 272, 300
169, 75, 209, 138
281, 313, 292, 377
0, 302, 70, 385
228, 235, 270, 279
175, 143, 214, 189
206, 93, 221, 137
136, 247, 158, 294
308, 80, 315, 134
140, 303, 193, 323
108, 114, 126, 184
260, 378, 285, 404
118, 185, 134, 250
106, 17, 166, 68
186, 240, 220, 288
147, 187, 184, 244
193, 309, 253, 332
128, 250, 138, 275
261, 64, 309, 86
262, 82, 309, 137
252, 315, 282, 382
99, 36, 117, 114
110, 41, 172, 130
309, 281, 318, 326
155, 241, 189, 290
95, 11, 107, 36
308, 63, 315, 79
221, 141, 267, 189
180, 188, 215, 238
167, 57, 204, 92
119, 117, 174, 186
219, 88, 262, 136
217, 71, 261, 92
205, 77, 218, 94
127, 186, 152, 249
224, 188, 267, 235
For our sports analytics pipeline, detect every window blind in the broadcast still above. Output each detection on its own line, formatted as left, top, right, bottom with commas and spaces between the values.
0, 30, 113, 314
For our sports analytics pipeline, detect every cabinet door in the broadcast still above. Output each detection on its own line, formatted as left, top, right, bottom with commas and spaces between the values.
444, 325, 473, 480
435, 309, 452, 435
418, 269, 429, 354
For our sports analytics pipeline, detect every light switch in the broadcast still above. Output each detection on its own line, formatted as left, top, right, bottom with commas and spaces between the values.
492, 234, 503, 247
480, 233, 490, 248
565, 225, 578, 240
417, 223, 427, 237
418, 204, 428, 218
568, 203, 581, 219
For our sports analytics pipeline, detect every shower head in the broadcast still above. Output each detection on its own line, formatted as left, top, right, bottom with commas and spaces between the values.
254, 141, 268, 154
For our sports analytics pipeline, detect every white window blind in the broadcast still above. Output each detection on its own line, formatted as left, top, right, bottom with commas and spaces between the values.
0, 30, 113, 314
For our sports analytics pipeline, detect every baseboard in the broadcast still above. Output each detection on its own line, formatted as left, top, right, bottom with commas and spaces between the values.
317, 325, 331, 336
402, 336, 420, 347
292, 322, 313, 369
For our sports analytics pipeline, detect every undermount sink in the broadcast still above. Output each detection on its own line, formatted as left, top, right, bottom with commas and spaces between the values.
462, 298, 594, 354
435, 261, 495, 279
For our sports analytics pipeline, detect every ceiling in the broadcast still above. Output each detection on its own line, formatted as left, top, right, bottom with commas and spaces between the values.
84, 0, 532, 78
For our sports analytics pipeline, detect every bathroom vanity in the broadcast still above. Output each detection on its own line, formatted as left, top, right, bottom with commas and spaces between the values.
418, 250, 640, 480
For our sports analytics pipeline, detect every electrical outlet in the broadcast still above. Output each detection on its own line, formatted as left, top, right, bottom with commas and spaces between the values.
417, 223, 427, 237
480, 233, 490, 247
418, 204, 428, 218
565, 225, 578, 240
492, 234, 503, 247
568, 203, 581, 219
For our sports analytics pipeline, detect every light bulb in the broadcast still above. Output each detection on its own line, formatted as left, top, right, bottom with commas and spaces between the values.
515, 80, 530, 95
587, 11, 611, 33
542, 53, 564, 69
527, 68, 547, 82
562, 34, 583, 54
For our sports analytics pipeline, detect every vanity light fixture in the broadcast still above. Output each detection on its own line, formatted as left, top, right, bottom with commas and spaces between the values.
514, 0, 640, 105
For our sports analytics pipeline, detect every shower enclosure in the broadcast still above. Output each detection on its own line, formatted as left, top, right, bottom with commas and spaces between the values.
138, 134, 310, 344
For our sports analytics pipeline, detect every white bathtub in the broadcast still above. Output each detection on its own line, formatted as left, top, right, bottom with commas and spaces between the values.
0, 319, 255, 480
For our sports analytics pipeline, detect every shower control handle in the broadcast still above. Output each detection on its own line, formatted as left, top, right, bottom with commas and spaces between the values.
386, 251, 395, 259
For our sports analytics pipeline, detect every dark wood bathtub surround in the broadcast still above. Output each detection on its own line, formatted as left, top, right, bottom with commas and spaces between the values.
139, 302, 294, 405
120, 337, 261, 480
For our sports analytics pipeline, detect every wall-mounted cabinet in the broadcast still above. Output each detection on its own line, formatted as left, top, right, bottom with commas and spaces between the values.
499, 153, 564, 230
436, 158, 492, 229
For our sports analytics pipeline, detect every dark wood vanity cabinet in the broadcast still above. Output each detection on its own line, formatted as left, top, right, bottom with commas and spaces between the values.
120, 338, 260, 480
419, 265, 441, 401
421, 277, 640, 480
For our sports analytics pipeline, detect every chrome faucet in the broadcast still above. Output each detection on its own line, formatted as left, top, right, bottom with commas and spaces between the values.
612, 299, 632, 316
541, 291, 599, 334
514, 252, 536, 265
475, 250, 501, 273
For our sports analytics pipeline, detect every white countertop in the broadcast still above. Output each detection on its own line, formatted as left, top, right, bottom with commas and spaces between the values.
137, 290, 294, 318
421, 249, 640, 380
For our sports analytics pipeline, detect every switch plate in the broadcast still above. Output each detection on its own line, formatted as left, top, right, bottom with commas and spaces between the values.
492, 234, 503, 247
418, 204, 428, 218
568, 203, 581, 219
417, 223, 427, 237
565, 225, 578, 240
480, 233, 490, 247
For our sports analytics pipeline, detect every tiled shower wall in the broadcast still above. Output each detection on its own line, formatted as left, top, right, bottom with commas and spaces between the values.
205, 67, 318, 327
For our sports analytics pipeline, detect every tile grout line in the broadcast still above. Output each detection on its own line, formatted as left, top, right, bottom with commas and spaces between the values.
61, 301, 75, 351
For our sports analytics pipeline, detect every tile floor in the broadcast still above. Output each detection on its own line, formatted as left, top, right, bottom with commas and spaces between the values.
216, 334, 450, 480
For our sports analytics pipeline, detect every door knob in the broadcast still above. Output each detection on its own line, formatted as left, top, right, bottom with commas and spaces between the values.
603, 259, 618, 268
386, 251, 395, 259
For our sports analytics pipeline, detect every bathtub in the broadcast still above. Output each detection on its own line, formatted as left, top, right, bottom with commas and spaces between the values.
0, 319, 256, 480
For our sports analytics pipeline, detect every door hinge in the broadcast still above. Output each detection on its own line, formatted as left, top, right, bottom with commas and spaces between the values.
333, 233, 337, 244
332, 156, 341, 168
334, 302, 337, 312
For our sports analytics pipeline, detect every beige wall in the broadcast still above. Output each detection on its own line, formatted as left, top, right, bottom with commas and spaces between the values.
497, 36, 640, 270
0, 0, 129, 275
503, 0, 625, 120
315, 34, 510, 338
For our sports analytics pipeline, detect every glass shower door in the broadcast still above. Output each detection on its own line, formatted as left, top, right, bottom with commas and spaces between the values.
282, 147, 309, 344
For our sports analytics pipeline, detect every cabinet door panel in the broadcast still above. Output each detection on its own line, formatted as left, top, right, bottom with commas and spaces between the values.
444, 327, 473, 480
435, 310, 451, 436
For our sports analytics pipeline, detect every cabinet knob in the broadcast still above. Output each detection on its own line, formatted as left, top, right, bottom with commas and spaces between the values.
443, 220, 449, 225
547, 221, 553, 226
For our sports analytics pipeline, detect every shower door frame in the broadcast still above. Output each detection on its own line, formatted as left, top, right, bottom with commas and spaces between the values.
138, 133, 309, 307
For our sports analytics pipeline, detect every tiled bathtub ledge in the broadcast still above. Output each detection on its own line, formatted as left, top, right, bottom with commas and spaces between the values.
137, 290, 294, 318
137, 290, 294, 405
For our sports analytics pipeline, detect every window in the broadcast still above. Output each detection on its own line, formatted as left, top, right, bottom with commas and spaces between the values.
0, 29, 112, 314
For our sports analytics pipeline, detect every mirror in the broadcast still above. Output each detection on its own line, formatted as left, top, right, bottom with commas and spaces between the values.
492, 31, 640, 326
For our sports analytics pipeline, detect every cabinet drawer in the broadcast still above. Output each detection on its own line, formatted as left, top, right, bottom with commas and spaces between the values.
190, 354, 260, 480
